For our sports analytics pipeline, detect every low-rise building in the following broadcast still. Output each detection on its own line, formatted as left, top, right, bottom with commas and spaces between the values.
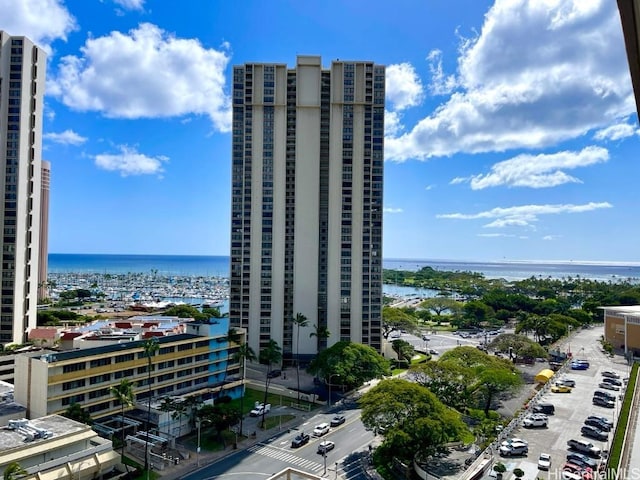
14, 317, 243, 433
602, 305, 640, 355
0, 415, 120, 480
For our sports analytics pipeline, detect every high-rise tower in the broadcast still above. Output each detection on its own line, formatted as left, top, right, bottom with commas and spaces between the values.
230, 56, 384, 360
0, 32, 45, 345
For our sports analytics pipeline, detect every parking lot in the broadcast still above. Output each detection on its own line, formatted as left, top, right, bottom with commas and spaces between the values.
484, 326, 632, 479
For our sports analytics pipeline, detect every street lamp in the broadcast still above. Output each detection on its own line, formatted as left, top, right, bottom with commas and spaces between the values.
322, 450, 327, 475
326, 374, 341, 407
196, 419, 212, 467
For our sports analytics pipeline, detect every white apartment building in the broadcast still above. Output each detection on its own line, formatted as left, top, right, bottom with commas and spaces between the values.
230, 56, 385, 360
0, 32, 44, 346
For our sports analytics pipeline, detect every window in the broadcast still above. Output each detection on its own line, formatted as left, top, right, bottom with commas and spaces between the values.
90, 358, 111, 368
115, 353, 134, 363
63, 362, 85, 373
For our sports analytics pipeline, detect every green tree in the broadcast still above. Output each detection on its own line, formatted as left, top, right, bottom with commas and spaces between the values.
310, 323, 330, 351
197, 403, 241, 445
291, 312, 309, 404
62, 402, 93, 425
233, 342, 257, 437
158, 396, 176, 437
163, 304, 208, 321
410, 361, 473, 411
110, 378, 135, 469
203, 307, 225, 318
3, 462, 27, 480
307, 341, 391, 390
419, 297, 462, 317
359, 378, 468, 464
391, 339, 415, 364
142, 338, 159, 475
219, 328, 242, 396
258, 339, 282, 428
382, 306, 418, 337
513, 467, 524, 479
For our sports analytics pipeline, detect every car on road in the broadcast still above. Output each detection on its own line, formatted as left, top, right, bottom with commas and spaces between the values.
599, 382, 620, 391
533, 403, 555, 415
330, 414, 346, 427
592, 396, 615, 408
267, 369, 282, 378
422, 334, 430, 341
601, 377, 622, 386
429, 349, 439, 355
317, 440, 335, 454
538, 453, 552, 470
551, 384, 572, 393
567, 439, 601, 458
581, 425, 608, 441
499, 441, 528, 457
313, 423, 330, 436
566, 452, 599, 469
291, 433, 310, 448
523, 414, 548, 428
602, 370, 620, 379
586, 415, 613, 431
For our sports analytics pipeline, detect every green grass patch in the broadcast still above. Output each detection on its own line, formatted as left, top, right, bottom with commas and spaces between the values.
606, 361, 637, 479
242, 387, 318, 412
261, 414, 297, 430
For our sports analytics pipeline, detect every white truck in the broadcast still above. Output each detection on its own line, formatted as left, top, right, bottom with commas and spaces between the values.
250, 403, 271, 416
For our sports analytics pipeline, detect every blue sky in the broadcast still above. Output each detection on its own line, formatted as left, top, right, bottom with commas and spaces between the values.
2, 0, 639, 262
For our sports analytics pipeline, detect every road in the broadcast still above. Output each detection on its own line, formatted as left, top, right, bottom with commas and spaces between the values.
182, 409, 375, 480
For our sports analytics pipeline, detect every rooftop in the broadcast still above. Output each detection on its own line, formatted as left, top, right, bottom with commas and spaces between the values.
0, 415, 85, 452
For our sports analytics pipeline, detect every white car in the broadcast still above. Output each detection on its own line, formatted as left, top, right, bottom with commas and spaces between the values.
523, 415, 548, 428
501, 437, 528, 447
313, 422, 330, 436
538, 453, 551, 470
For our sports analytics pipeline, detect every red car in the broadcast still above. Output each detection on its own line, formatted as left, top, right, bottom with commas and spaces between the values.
563, 462, 594, 480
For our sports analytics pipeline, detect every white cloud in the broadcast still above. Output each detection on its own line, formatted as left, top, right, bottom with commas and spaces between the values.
0, 0, 76, 50
386, 0, 633, 162
48, 23, 231, 131
385, 110, 403, 136
477, 233, 516, 238
386, 63, 424, 111
44, 129, 87, 145
424, 184, 435, 191
94, 146, 168, 177
593, 122, 639, 141
113, 0, 144, 11
384, 207, 404, 214
452, 146, 609, 189
437, 202, 612, 228
426, 49, 457, 96
542, 235, 563, 241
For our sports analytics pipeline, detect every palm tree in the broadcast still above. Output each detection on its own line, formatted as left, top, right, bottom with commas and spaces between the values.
110, 378, 135, 470
158, 396, 175, 438
291, 313, 308, 403
258, 339, 282, 428
233, 342, 256, 437
3, 462, 27, 480
219, 328, 242, 396
170, 400, 188, 436
310, 323, 331, 351
142, 337, 159, 476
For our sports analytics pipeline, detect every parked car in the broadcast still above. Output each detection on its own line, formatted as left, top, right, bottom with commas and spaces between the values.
551, 384, 572, 393
571, 362, 589, 370
499, 442, 528, 457
291, 432, 310, 448
557, 378, 576, 387
581, 425, 609, 441
501, 438, 529, 447
593, 390, 616, 401
330, 414, 346, 427
599, 382, 620, 391
602, 377, 622, 386
585, 417, 612, 432
602, 370, 620, 379
586, 415, 613, 431
533, 403, 555, 415
313, 423, 330, 437
267, 369, 282, 378
317, 440, 335, 454
249, 403, 271, 416
566, 452, 599, 469
563, 463, 594, 480
567, 439, 601, 458
592, 396, 615, 408
538, 453, 552, 470
523, 414, 548, 428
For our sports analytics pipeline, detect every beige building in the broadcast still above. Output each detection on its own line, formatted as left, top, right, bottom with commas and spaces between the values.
602, 305, 640, 354
0, 32, 45, 346
0, 415, 119, 480
230, 56, 385, 360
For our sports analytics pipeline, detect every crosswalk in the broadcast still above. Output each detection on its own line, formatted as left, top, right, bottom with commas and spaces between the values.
248, 443, 325, 473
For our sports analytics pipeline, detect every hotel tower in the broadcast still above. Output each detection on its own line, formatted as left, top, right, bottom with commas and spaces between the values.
0, 32, 45, 345
229, 56, 385, 361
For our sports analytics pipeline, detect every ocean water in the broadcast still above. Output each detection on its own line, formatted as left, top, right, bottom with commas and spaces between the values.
48, 253, 640, 282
